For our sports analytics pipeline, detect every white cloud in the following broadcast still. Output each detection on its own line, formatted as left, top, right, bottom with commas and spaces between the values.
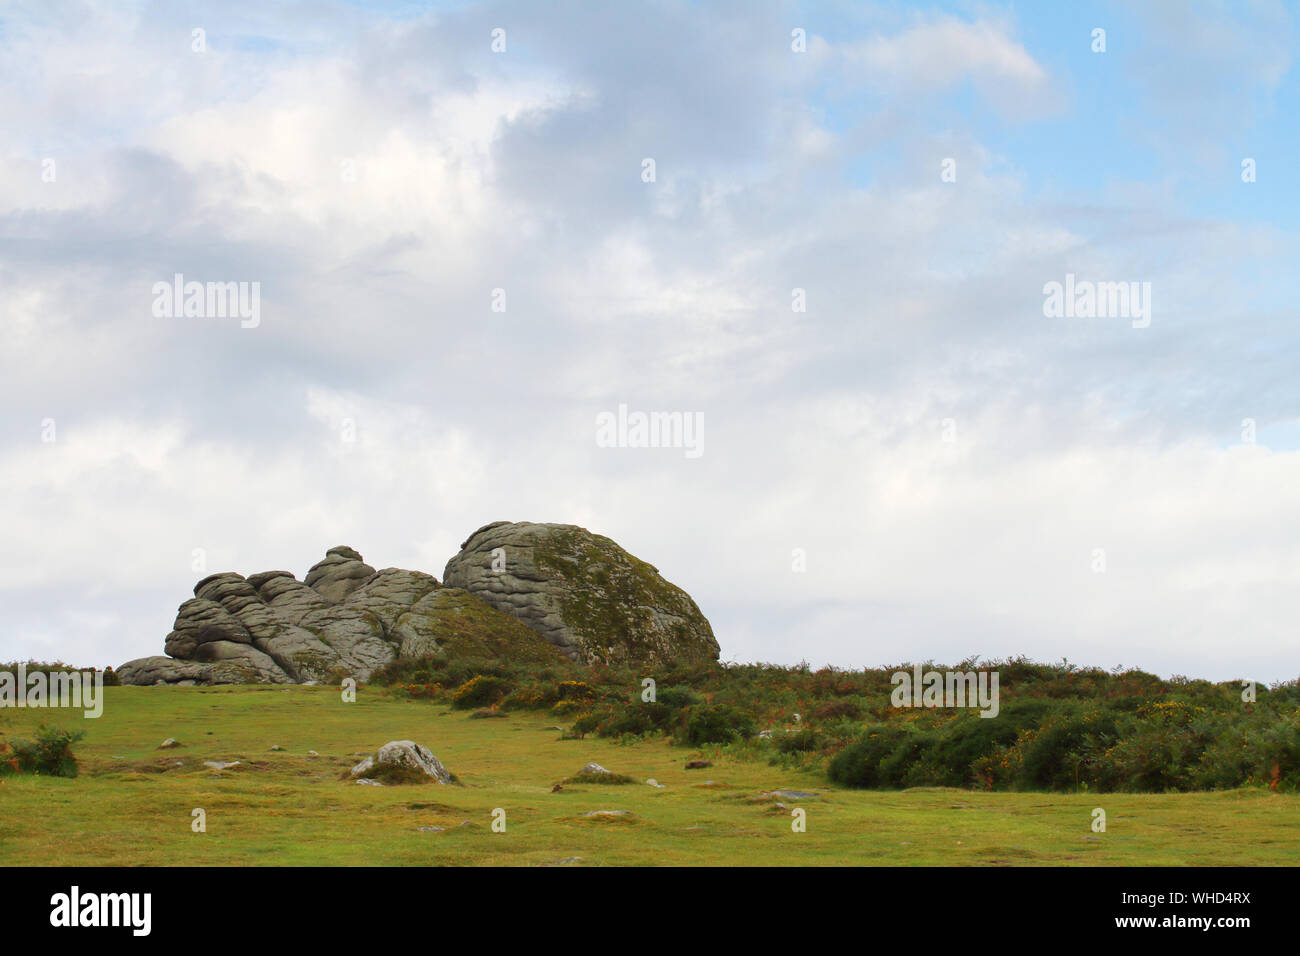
836, 14, 1059, 118
0, 1, 1296, 684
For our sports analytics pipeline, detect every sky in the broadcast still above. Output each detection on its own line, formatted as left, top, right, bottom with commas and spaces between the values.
1, 0, 1297, 682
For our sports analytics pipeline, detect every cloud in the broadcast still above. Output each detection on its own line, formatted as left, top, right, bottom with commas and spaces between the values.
834, 13, 1060, 119
0, 1, 1296, 682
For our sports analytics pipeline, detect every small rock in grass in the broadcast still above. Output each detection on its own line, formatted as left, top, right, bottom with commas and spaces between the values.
202, 760, 240, 771
269, 745, 283, 751
357, 778, 384, 787
158, 738, 181, 750
350, 741, 452, 785
646, 778, 665, 788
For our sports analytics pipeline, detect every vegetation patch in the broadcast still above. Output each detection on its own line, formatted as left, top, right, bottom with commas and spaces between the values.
0, 725, 85, 778
563, 770, 635, 785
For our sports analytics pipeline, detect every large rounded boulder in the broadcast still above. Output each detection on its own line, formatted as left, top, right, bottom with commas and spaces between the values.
442, 521, 720, 667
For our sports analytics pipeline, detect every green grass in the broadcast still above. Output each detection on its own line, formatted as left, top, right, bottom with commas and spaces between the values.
1, 685, 1296, 866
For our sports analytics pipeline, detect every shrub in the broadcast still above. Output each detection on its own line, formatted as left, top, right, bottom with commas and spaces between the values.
811, 699, 862, 722
827, 725, 912, 788
774, 728, 824, 754
923, 702, 1052, 787
655, 686, 703, 711
556, 680, 597, 701
451, 675, 512, 709
569, 711, 609, 739
551, 699, 589, 717
683, 704, 758, 746
563, 770, 635, 785
1, 725, 85, 778
597, 706, 661, 738
1018, 707, 1119, 790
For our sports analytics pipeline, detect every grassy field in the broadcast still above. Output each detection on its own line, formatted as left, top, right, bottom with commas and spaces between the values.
1, 685, 1296, 866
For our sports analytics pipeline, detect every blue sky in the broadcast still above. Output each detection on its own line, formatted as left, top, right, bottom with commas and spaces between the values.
1, 0, 1298, 681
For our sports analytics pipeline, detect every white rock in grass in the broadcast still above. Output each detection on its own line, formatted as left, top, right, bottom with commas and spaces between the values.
350, 741, 452, 784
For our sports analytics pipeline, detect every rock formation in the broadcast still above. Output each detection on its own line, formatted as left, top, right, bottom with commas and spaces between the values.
118, 522, 719, 685
118, 546, 563, 685
443, 521, 719, 666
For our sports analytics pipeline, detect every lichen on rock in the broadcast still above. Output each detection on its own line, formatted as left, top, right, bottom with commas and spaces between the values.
442, 521, 719, 667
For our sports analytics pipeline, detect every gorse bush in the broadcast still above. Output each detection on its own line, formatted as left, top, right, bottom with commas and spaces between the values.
451, 675, 512, 709
829, 696, 1300, 793
365, 652, 1300, 793
684, 704, 757, 745
0, 725, 86, 778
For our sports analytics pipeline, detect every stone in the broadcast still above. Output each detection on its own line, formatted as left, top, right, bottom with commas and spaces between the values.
350, 740, 452, 785
120, 524, 716, 683
443, 521, 719, 666
376, 740, 452, 782
646, 778, 665, 788
345, 568, 439, 631
164, 596, 253, 658
202, 760, 240, 770
120, 547, 564, 685
158, 738, 181, 749
768, 789, 818, 799
579, 762, 611, 776
191, 641, 293, 683
117, 655, 285, 687
305, 546, 377, 604
390, 587, 563, 663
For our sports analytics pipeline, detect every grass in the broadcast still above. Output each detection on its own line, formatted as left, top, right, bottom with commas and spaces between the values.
1, 685, 1296, 866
